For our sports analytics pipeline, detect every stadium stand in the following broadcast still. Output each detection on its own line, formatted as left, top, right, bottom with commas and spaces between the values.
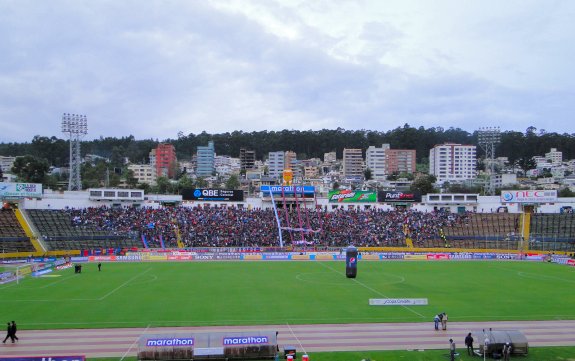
0, 209, 35, 253
530, 214, 575, 252
4, 206, 571, 253
26, 209, 140, 251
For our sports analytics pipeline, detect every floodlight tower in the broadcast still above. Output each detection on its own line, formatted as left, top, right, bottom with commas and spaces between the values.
62, 113, 88, 191
477, 127, 501, 195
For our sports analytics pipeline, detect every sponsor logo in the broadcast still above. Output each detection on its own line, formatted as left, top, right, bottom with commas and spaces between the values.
330, 190, 356, 201
369, 298, 428, 306
146, 338, 194, 347
223, 336, 269, 345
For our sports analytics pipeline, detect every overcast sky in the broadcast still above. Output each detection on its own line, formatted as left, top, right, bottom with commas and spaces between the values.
1, 0, 574, 143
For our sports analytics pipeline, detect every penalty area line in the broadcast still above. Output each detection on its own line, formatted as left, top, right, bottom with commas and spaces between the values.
98, 267, 152, 301
317, 262, 426, 319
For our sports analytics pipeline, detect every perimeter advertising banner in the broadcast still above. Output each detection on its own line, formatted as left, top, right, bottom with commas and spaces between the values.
0, 182, 43, 198
182, 188, 244, 202
378, 190, 422, 203
500, 190, 557, 203
328, 190, 377, 203
0, 357, 85, 361
260, 185, 315, 196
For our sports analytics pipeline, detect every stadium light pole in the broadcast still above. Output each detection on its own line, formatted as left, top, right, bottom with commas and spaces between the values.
477, 127, 501, 195
62, 113, 88, 191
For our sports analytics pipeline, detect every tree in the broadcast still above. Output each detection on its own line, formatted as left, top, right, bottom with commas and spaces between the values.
225, 174, 241, 190
410, 174, 436, 195
558, 187, 575, 197
364, 168, 373, 181
196, 177, 208, 188
125, 169, 139, 188
516, 157, 536, 176
11, 155, 50, 183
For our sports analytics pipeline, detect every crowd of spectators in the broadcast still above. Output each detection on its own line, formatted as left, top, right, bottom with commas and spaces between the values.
66, 206, 469, 249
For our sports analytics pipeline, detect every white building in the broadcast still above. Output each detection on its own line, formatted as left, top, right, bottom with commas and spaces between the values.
0, 155, 16, 174
215, 155, 240, 176
429, 143, 477, 183
323, 151, 337, 164
268, 151, 285, 179
128, 164, 157, 186
490, 173, 517, 190
366, 144, 389, 181
545, 148, 563, 166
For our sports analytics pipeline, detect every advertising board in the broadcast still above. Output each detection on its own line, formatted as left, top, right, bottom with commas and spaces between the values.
378, 190, 422, 203
0, 182, 43, 198
328, 190, 377, 203
0, 357, 85, 361
182, 188, 244, 201
260, 185, 315, 195
500, 190, 557, 203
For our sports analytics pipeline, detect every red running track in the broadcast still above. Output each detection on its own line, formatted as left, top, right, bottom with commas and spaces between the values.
2, 320, 575, 358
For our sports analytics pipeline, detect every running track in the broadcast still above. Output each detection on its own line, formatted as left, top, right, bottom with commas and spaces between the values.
2, 320, 575, 358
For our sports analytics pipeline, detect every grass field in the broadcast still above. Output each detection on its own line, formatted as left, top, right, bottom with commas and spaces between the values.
1, 260, 574, 330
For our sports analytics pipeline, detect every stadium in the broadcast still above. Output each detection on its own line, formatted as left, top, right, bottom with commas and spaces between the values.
1, 184, 575, 360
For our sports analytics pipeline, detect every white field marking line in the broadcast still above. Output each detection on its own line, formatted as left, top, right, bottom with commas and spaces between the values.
286, 322, 306, 354
516, 271, 575, 284
295, 271, 405, 286
490, 264, 575, 284
317, 261, 426, 319
121, 323, 150, 360
19, 315, 575, 328
98, 267, 152, 301
40, 274, 77, 289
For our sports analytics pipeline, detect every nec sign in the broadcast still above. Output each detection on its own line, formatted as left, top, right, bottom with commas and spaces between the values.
378, 191, 421, 203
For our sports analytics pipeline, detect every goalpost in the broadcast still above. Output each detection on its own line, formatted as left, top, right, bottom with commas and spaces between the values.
0, 263, 34, 285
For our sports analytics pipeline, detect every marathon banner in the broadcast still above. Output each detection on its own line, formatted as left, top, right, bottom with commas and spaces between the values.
328, 190, 377, 203
182, 188, 244, 201
378, 190, 422, 203
260, 185, 315, 197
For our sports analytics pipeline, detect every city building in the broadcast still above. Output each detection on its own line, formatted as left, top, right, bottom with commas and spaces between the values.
386, 149, 416, 174
342, 148, 364, 181
196, 141, 215, 177
0, 156, 16, 175
366, 144, 389, 181
545, 148, 563, 166
324, 151, 337, 164
239, 148, 256, 171
151, 143, 177, 179
128, 164, 157, 185
268, 151, 285, 178
215, 155, 241, 176
490, 173, 517, 190
429, 143, 477, 183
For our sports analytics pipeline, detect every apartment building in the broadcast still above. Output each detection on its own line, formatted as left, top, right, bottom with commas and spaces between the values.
429, 143, 476, 183
343, 148, 364, 180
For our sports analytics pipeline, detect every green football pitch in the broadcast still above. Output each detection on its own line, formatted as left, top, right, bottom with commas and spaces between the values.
1, 260, 574, 330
